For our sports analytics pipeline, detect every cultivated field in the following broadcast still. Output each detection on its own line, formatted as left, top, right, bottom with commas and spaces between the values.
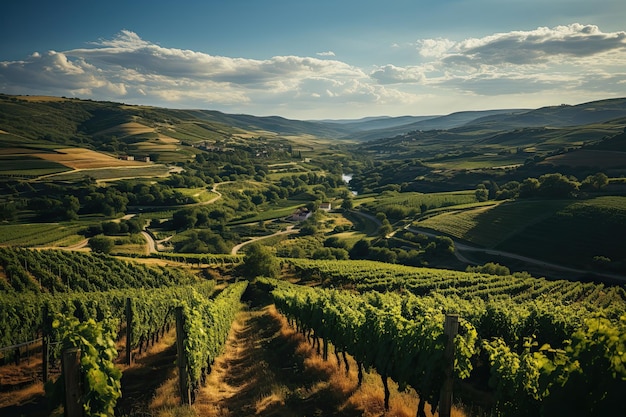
32, 148, 146, 170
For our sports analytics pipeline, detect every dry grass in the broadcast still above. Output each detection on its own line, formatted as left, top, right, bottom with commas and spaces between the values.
0, 381, 44, 408
187, 301, 468, 417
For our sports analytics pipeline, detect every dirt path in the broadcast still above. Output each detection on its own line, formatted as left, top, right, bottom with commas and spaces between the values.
193, 298, 362, 417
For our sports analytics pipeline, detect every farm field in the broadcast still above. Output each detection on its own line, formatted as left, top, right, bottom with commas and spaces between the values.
0, 223, 86, 247
541, 149, 626, 168
45, 165, 171, 181
498, 196, 626, 267
32, 148, 147, 170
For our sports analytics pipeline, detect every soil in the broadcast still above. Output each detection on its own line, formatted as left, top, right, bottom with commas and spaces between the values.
0, 284, 364, 417
192, 285, 363, 417
0, 282, 447, 417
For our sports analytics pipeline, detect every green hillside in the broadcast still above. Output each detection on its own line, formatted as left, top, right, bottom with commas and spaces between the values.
417, 197, 626, 270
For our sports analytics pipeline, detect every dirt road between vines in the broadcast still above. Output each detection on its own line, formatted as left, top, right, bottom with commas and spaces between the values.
193, 298, 363, 417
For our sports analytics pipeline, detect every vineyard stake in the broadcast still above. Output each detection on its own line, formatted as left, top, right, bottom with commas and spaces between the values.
42, 336, 49, 382
42, 304, 51, 382
439, 314, 459, 417
125, 298, 133, 365
62, 347, 83, 417
175, 307, 191, 406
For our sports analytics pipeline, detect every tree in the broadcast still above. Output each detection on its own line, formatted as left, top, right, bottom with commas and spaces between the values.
537, 173, 579, 198
89, 236, 114, 254
349, 239, 371, 260
341, 196, 354, 210
0, 202, 17, 222
241, 243, 280, 278
581, 172, 609, 191
378, 219, 393, 238
519, 177, 540, 198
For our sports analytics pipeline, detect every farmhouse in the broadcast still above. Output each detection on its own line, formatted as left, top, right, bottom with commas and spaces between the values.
320, 202, 332, 211
288, 207, 312, 222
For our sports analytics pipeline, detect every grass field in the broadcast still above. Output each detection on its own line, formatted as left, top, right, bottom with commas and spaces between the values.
416, 196, 626, 268
415, 199, 571, 247
541, 149, 626, 168
425, 153, 526, 170
498, 196, 626, 266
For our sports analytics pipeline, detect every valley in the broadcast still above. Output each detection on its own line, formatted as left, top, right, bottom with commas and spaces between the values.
1, 94, 625, 417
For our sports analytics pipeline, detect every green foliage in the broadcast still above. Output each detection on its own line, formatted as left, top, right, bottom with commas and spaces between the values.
46, 313, 122, 417
0, 247, 200, 293
264, 278, 478, 408
466, 262, 511, 276
89, 236, 114, 254
264, 258, 626, 416
241, 243, 280, 278
179, 281, 248, 395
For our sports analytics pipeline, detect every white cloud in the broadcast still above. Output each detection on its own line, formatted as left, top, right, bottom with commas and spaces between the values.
375, 24, 626, 99
1, 25, 625, 118
0, 30, 372, 111
416, 38, 455, 58
370, 64, 426, 84
442, 24, 626, 68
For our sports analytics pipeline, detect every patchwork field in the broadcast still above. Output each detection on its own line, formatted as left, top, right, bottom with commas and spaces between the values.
32, 147, 146, 170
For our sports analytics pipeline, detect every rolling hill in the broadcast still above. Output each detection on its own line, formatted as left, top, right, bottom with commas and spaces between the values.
2, 94, 626, 171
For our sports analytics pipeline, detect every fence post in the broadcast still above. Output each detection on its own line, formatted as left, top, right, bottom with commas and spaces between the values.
62, 347, 83, 417
42, 336, 49, 382
439, 314, 459, 417
175, 307, 191, 405
125, 298, 133, 365
42, 305, 49, 382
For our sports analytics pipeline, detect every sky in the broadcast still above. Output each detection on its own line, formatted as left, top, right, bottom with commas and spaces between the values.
1, 0, 625, 119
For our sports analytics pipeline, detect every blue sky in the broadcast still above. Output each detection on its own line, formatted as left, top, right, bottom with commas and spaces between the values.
1, 0, 625, 119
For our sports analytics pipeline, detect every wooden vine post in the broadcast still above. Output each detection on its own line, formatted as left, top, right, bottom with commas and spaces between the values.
125, 298, 133, 365
62, 347, 83, 417
42, 336, 49, 382
175, 307, 191, 405
439, 314, 459, 417
42, 305, 49, 382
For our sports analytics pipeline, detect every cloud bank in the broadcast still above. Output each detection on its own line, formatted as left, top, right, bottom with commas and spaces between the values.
386, 24, 626, 96
1, 24, 625, 117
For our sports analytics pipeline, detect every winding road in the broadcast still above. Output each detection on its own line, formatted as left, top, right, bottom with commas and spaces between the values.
230, 225, 298, 255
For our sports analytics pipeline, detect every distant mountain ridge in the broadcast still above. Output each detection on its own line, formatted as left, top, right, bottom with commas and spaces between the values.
465, 98, 626, 130
1, 94, 626, 145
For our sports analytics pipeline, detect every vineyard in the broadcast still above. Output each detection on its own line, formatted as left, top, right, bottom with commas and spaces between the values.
358, 189, 480, 220
0, 248, 249, 417
274, 259, 626, 416
0, 247, 201, 293
1, 246, 626, 416
0, 224, 86, 247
